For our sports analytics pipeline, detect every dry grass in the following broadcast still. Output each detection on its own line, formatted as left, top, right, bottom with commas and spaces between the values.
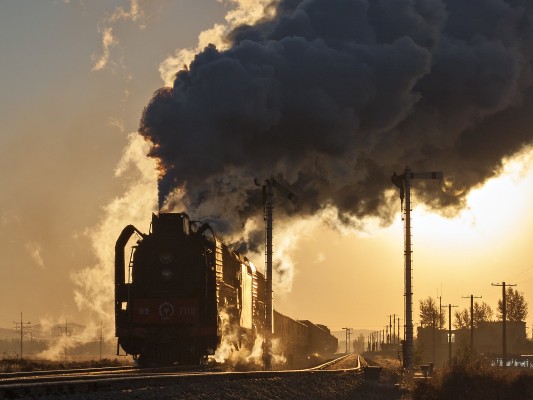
0, 355, 125, 373
413, 362, 533, 400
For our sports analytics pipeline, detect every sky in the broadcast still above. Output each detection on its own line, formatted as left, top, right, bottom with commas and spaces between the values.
1, 0, 533, 346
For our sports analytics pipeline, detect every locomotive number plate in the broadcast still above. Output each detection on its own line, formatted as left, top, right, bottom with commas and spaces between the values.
131, 298, 198, 324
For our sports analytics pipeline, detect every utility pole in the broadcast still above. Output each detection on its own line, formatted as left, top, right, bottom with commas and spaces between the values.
462, 294, 482, 350
398, 318, 401, 342
343, 327, 350, 353
391, 167, 443, 370
392, 314, 396, 344
99, 322, 103, 361
441, 304, 458, 365
389, 315, 392, 344
492, 282, 516, 367
58, 319, 73, 362
438, 295, 442, 329
13, 312, 31, 360
256, 177, 297, 370
432, 313, 436, 364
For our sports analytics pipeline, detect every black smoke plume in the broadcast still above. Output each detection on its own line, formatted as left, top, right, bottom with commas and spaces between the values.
139, 0, 533, 250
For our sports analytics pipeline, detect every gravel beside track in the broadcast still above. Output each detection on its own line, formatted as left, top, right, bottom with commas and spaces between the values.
20, 372, 403, 400
7, 354, 411, 399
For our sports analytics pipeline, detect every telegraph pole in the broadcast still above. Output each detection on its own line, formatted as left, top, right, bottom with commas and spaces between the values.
441, 304, 458, 365
13, 312, 31, 360
392, 167, 443, 370
462, 294, 482, 349
492, 282, 516, 367
257, 177, 297, 370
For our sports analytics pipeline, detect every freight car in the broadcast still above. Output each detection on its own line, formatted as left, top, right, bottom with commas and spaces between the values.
115, 212, 336, 367
273, 311, 338, 368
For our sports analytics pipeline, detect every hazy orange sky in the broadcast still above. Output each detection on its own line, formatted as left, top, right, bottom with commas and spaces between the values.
1, 0, 532, 341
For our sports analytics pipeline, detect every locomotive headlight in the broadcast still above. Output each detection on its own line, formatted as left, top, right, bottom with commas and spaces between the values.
158, 251, 173, 264
161, 267, 173, 280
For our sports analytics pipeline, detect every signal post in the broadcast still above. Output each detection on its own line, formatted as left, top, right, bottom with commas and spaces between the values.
392, 167, 442, 371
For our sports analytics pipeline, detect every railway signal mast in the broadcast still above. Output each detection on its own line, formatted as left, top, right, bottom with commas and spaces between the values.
391, 167, 442, 371
256, 177, 297, 370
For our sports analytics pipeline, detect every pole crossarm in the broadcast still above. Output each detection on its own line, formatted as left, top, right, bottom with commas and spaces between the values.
407, 172, 443, 180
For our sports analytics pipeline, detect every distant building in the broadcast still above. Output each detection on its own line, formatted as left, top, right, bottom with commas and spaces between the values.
416, 321, 531, 366
475, 321, 527, 355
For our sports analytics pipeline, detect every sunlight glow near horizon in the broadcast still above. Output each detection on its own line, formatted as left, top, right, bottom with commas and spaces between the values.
412, 148, 533, 253
291, 148, 533, 331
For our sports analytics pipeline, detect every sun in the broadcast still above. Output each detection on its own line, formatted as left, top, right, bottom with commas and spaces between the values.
410, 148, 533, 255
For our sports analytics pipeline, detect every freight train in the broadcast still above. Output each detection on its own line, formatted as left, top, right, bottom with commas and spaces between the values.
115, 212, 337, 367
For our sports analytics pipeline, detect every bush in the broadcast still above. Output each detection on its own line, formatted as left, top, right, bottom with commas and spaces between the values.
413, 362, 533, 400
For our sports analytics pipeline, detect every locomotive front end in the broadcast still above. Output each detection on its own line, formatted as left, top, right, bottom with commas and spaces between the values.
115, 213, 219, 365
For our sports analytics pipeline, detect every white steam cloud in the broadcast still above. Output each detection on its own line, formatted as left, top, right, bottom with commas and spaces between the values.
25, 241, 46, 269
72, 133, 157, 337
91, 0, 146, 71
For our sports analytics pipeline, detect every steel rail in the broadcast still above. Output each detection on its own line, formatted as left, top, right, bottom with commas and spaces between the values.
0, 357, 363, 398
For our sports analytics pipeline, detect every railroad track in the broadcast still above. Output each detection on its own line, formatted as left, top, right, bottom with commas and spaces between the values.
0, 354, 363, 398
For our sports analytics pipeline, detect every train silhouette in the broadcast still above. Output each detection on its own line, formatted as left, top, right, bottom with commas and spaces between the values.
115, 212, 337, 367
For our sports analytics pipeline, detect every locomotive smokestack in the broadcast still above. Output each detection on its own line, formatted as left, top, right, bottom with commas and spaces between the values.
139, 0, 533, 249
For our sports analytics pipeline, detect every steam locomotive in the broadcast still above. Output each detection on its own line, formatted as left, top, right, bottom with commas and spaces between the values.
115, 212, 337, 366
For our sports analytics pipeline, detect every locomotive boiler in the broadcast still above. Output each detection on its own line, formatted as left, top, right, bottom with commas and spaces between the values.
115, 212, 337, 366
